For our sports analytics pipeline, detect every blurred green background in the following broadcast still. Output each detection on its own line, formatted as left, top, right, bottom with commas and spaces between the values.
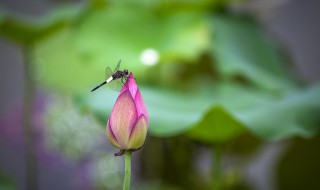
1, 0, 320, 190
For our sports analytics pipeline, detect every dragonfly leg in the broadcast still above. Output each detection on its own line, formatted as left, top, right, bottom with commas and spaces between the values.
121, 76, 128, 84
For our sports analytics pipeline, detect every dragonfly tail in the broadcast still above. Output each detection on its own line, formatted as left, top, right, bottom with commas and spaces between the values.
91, 81, 107, 92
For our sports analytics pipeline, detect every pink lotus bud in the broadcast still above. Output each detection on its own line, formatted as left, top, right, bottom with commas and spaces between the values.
106, 73, 148, 154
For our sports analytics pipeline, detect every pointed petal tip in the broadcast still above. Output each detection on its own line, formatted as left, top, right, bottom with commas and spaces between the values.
128, 72, 134, 78
122, 72, 137, 98
128, 115, 148, 149
119, 73, 136, 95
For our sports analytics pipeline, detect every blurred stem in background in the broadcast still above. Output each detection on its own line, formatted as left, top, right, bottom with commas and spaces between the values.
0, 1, 107, 189
123, 150, 132, 190
212, 146, 222, 190
22, 45, 38, 190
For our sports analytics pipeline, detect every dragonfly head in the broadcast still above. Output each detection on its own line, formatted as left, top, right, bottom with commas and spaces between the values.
124, 69, 129, 75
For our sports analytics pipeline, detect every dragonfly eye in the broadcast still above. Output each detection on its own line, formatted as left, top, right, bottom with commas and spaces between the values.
124, 69, 128, 75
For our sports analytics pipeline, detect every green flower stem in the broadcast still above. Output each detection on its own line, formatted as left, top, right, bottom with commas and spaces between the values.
123, 150, 132, 190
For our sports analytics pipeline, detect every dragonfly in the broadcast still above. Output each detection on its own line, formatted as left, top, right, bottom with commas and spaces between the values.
91, 60, 129, 92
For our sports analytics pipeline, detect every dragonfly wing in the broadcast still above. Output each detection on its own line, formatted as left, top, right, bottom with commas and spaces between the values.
105, 67, 113, 79
114, 60, 121, 72
108, 78, 123, 91
105, 66, 123, 91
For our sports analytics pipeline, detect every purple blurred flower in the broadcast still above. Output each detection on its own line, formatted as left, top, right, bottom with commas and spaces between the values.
0, 94, 94, 190
106, 73, 148, 152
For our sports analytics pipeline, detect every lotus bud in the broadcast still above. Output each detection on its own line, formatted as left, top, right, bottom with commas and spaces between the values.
106, 73, 148, 156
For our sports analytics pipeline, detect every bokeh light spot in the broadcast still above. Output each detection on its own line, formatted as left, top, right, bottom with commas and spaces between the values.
140, 48, 159, 66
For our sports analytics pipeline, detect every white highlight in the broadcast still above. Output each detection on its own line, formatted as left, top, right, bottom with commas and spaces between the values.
106, 76, 113, 83
140, 48, 159, 66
